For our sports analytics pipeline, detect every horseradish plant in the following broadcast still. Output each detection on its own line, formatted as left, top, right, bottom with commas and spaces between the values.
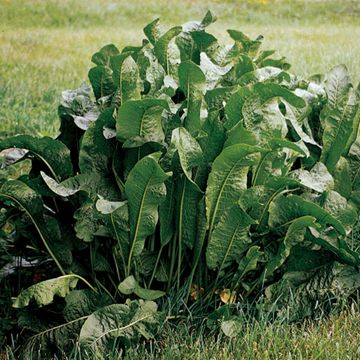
1, 11, 360, 357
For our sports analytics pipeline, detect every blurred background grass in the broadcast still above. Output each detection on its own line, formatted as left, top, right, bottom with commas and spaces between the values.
0, 0, 359, 137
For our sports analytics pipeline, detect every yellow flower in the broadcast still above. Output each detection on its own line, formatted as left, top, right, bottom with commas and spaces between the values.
219, 288, 237, 304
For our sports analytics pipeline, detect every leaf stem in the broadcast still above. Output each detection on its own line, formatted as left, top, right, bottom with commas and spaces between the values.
0, 192, 66, 275
148, 245, 163, 288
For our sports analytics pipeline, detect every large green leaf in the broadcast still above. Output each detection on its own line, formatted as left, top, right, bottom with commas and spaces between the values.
206, 203, 255, 271
0, 135, 72, 181
91, 44, 119, 66
206, 144, 263, 233
88, 65, 116, 100
112, 55, 142, 105
252, 138, 306, 186
96, 198, 130, 273
199, 53, 231, 90
308, 227, 359, 266
79, 300, 159, 351
175, 176, 203, 249
268, 194, 346, 236
264, 216, 318, 279
41, 171, 118, 202
178, 60, 206, 134
175, 11, 217, 62
19, 290, 110, 357
143, 18, 161, 46
118, 275, 165, 300
225, 83, 305, 131
333, 157, 352, 198
124, 152, 170, 274
79, 108, 115, 174
239, 177, 300, 230
319, 190, 358, 234
289, 162, 334, 193
344, 84, 360, 153
13, 275, 79, 308
227, 29, 262, 57
0, 180, 66, 274
320, 65, 358, 172
194, 116, 226, 189
169, 127, 203, 184
347, 137, 360, 187
283, 100, 318, 146
232, 246, 263, 287
265, 262, 360, 322
136, 47, 165, 95
117, 99, 169, 147
154, 26, 182, 73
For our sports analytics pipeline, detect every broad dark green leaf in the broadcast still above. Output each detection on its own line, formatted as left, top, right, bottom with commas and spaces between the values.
206, 144, 263, 233
118, 275, 165, 300
320, 65, 358, 172
268, 194, 346, 236
136, 47, 165, 95
225, 83, 305, 131
88, 65, 116, 100
117, 99, 169, 147
175, 176, 203, 249
227, 29, 262, 57
320, 190, 358, 234
333, 157, 352, 198
289, 162, 334, 193
125, 153, 170, 273
169, 127, 203, 184
0, 180, 66, 274
91, 44, 119, 66
154, 26, 182, 73
0, 135, 72, 181
79, 300, 159, 351
264, 216, 318, 279
143, 18, 161, 46
206, 203, 255, 271
265, 262, 360, 322
178, 60, 206, 134
13, 275, 78, 308
112, 55, 142, 105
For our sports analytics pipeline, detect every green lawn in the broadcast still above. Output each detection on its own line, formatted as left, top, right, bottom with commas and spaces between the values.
1, 1, 360, 358
0, 0, 359, 137
2, 309, 360, 359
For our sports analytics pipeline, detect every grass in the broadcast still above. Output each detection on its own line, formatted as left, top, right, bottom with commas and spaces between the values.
0, 0, 359, 137
1, 1, 360, 358
2, 308, 360, 359
124, 310, 360, 359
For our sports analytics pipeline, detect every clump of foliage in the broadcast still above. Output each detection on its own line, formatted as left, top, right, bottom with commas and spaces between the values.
1, 11, 360, 358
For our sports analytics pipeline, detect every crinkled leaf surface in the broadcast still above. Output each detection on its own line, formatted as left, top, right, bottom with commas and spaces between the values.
117, 99, 169, 147
125, 153, 170, 271
320, 65, 358, 173
178, 61, 206, 133
206, 203, 255, 271
265, 262, 360, 322
79, 300, 159, 350
206, 144, 263, 233
289, 162, 334, 193
169, 127, 203, 184
0, 135, 72, 181
118, 275, 165, 300
13, 275, 78, 308
269, 194, 346, 236
88, 65, 116, 100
